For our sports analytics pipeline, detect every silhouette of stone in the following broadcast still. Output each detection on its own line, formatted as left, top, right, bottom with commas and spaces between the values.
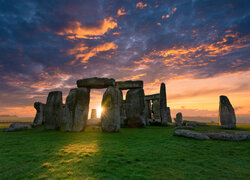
174, 130, 209, 140
91, 109, 97, 119
175, 112, 182, 126
152, 99, 160, 120
3, 123, 32, 132
77, 77, 115, 89
64, 88, 90, 132
44, 91, 63, 130
166, 107, 172, 123
145, 94, 160, 101
160, 83, 168, 126
126, 88, 146, 128
116, 80, 143, 90
101, 86, 121, 132
204, 131, 250, 141
33, 102, 45, 127
145, 100, 151, 119
219, 95, 236, 129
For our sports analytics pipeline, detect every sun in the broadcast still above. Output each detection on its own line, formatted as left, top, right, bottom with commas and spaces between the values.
97, 107, 103, 118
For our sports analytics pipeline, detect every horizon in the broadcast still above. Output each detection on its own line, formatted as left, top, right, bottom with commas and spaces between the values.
0, 1, 249, 121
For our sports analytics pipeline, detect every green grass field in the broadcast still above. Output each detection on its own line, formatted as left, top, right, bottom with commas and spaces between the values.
0, 124, 249, 180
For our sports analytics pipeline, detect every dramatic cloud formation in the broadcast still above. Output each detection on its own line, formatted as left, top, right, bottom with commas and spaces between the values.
0, 0, 249, 120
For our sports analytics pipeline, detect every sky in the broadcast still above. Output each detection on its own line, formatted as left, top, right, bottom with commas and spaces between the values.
0, 0, 249, 121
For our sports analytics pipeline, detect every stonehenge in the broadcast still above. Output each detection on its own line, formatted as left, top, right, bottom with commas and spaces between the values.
30, 76, 240, 135
219, 95, 236, 129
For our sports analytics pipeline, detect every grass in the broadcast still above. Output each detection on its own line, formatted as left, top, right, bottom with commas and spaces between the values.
0, 124, 249, 180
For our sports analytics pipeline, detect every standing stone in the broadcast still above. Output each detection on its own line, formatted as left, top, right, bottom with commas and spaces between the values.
219, 95, 236, 129
33, 102, 45, 127
64, 88, 90, 132
101, 86, 121, 132
160, 83, 168, 126
119, 89, 127, 127
145, 100, 152, 119
91, 109, 97, 119
175, 112, 182, 126
125, 88, 146, 128
44, 91, 63, 130
152, 99, 160, 120
166, 107, 172, 123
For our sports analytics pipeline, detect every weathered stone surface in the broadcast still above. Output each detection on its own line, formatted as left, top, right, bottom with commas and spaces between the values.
101, 86, 121, 132
166, 107, 172, 123
204, 131, 250, 141
145, 94, 160, 101
182, 120, 206, 126
120, 98, 127, 127
87, 118, 101, 126
116, 80, 143, 90
126, 88, 146, 128
160, 83, 168, 126
64, 88, 90, 132
44, 91, 63, 130
91, 109, 97, 119
145, 100, 152, 119
3, 123, 32, 132
33, 102, 45, 127
77, 77, 115, 89
152, 99, 160, 120
175, 112, 182, 126
219, 95, 236, 129
175, 126, 194, 130
174, 130, 210, 140
167, 122, 176, 126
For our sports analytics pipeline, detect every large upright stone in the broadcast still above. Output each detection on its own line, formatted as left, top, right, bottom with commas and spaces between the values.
175, 112, 182, 126
77, 77, 115, 89
145, 100, 152, 119
160, 83, 168, 126
101, 86, 121, 132
219, 95, 236, 129
91, 109, 97, 119
44, 91, 63, 130
33, 102, 45, 127
126, 88, 146, 128
152, 99, 160, 120
116, 80, 143, 90
119, 90, 127, 127
64, 88, 90, 132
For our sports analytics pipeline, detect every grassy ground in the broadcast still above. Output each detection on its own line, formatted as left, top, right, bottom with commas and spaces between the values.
0, 124, 249, 180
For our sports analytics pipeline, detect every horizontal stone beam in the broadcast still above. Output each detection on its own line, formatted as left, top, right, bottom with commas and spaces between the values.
145, 94, 160, 101
77, 77, 115, 89
116, 80, 143, 90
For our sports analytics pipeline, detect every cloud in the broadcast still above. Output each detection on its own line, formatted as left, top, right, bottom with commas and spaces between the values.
117, 8, 127, 16
136, 2, 147, 9
56, 17, 118, 39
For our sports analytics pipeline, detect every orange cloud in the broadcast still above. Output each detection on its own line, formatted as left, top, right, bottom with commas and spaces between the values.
162, 8, 177, 19
117, 8, 127, 16
136, 2, 147, 9
68, 42, 118, 64
57, 17, 117, 39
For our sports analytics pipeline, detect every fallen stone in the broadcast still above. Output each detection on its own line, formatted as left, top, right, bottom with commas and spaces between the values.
44, 91, 63, 130
101, 86, 121, 132
167, 122, 176, 126
91, 109, 97, 119
174, 130, 210, 140
219, 95, 236, 129
204, 131, 250, 141
64, 88, 90, 132
116, 80, 143, 90
33, 102, 45, 127
77, 77, 115, 89
175, 126, 194, 130
3, 123, 32, 132
87, 118, 101, 126
182, 120, 206, 127
126, 88, 146, 128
